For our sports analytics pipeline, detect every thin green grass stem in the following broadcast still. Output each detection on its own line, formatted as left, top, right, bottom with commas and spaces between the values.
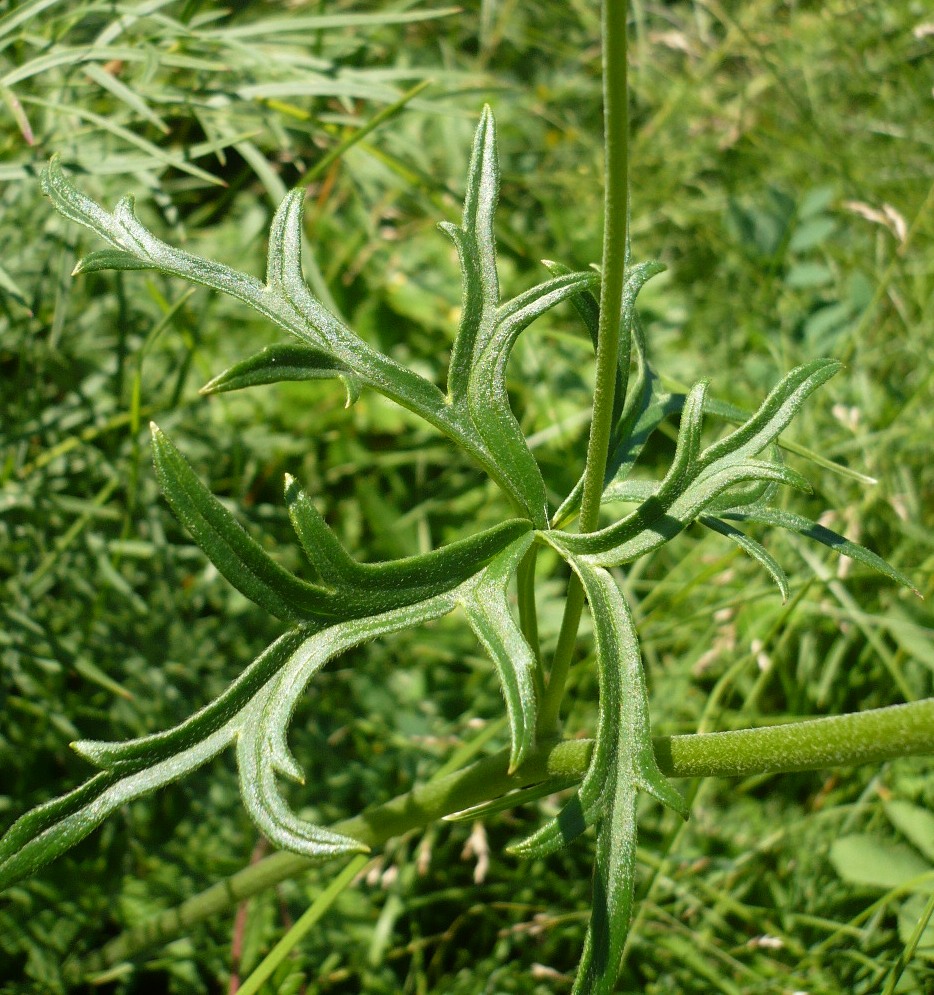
880, 891, 934, 995
297, 79, 432, 186
540, 0, 630, 731
236, 853, 369, 995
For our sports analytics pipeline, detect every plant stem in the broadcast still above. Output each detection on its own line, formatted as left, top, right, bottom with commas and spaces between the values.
516, 544, 543, 687
80, 698, 934, 974
540, 0, 630, 730
236, 853, 368, 995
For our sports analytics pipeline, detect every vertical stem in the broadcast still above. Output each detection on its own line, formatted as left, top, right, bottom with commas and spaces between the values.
581, 0, 631, 529
516, 544, 544, 695
540, 0, 630, 732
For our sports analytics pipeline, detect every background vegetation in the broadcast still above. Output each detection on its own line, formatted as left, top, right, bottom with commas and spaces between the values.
1, 0, 931, 991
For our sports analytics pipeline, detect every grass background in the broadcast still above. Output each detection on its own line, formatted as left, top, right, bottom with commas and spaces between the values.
1, 0, 932, 992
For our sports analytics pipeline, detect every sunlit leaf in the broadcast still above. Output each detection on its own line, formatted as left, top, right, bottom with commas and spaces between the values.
200, 342, 360, 406
460, 533, 538, 771
151, 424, 343, 625
721, 505, 919, 594
699, 515, 790, 601
284, 475, 533, 595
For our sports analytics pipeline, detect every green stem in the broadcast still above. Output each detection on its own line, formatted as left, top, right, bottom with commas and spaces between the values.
79, 699, 934, 974
540, 0, 630, 730
516, 544, 543, 690
236, 853, 369, 995
538, 574, 586, 733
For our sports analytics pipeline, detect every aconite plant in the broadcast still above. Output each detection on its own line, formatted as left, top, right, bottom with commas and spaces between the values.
3, 4, 929, 992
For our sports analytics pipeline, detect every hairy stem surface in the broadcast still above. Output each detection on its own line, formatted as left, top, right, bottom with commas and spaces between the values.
540, 0, 630, 730
80, 699, 934, 974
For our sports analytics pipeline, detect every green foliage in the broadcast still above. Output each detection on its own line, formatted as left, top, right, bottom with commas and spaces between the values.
1, 2, 931, 993
4, 98, 915, 992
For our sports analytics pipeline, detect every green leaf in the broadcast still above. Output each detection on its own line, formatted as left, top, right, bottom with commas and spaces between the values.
554, 379, 709, 559
459, 533, 538, 772
575, 460, 809, 568
552, 360, 831, 568
443, 775, 580, 824
151, 425, 343, 625
0, 715, 238, 893
512, 559, 684, 994
607, 310, 671, 479
600, 479, 659, 504
699, 515, 790, 601
43, 157, 452, 444
720, 506, 918, 594
74, 248, 153, 273
575, 783, 638, 995
200, 342, 361, 406
664, 372, 877, 485
5, 553, 540, 887
830, 835, 933, 893
43, 139, 576, 523
886, 801, 934, 863
697, 359, 841, 471
284, 475, 532, 595
72, 629, 313, 771
445, 104, 500, 405
238, 592, 463, 858
468, 271, 597, 526
511, 558, 685, 858
263, 186, 350, 349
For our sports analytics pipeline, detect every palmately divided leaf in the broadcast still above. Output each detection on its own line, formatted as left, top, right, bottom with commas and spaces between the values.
4, 548, 540, 887
459, 533, 538, 771
721, 506, 919, 594
44, 133, 585, 524
550, 360, 833, 568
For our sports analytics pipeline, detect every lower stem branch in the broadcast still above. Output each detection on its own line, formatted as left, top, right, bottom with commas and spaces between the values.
80, 698, 934, 975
